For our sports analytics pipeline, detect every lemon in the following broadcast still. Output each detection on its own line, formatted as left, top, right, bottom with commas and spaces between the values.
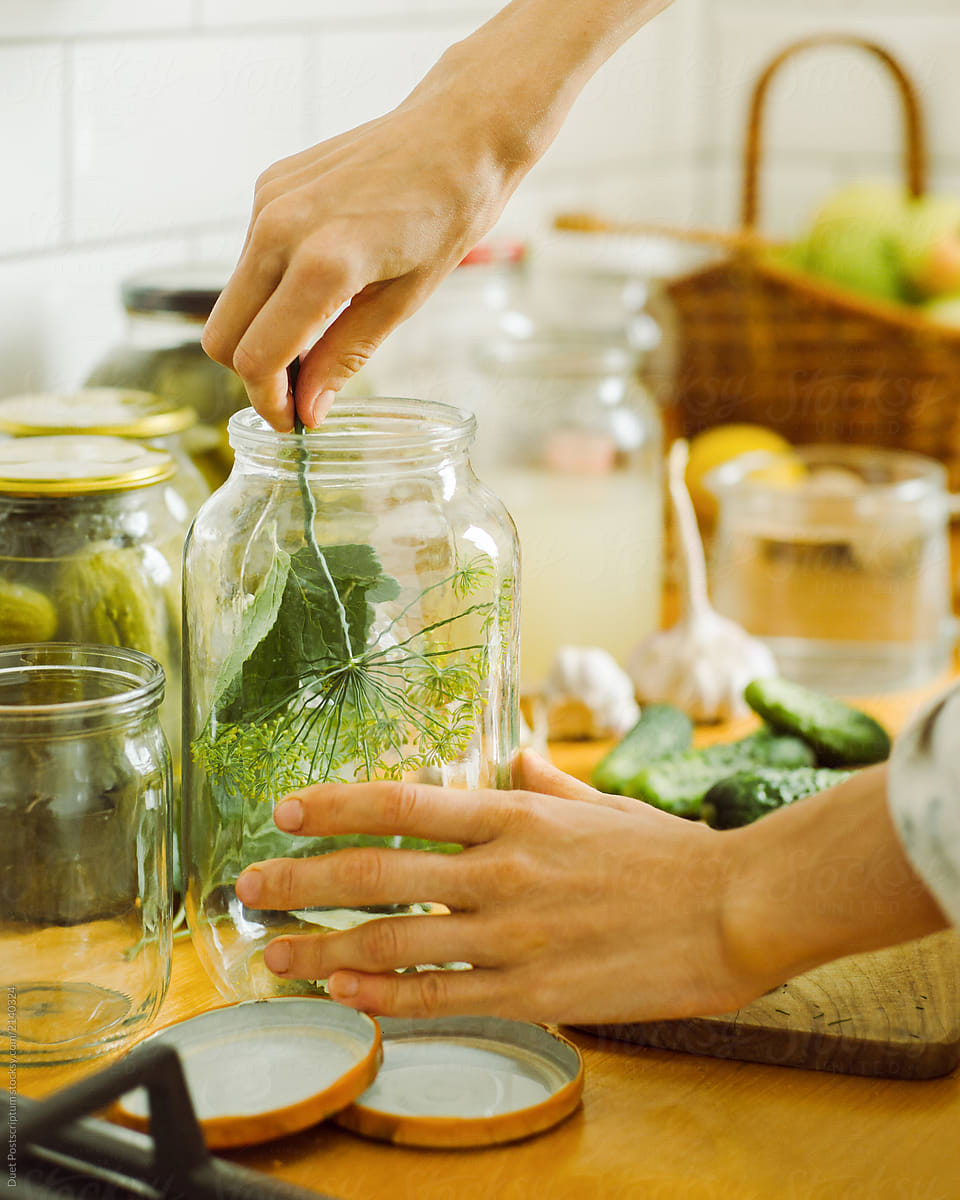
685, 424, 804, 521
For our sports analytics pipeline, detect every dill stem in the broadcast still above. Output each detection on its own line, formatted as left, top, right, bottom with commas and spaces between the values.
290, 359, 354, 658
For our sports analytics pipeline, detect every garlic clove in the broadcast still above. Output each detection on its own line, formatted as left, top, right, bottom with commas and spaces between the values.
542, 645, 640, 740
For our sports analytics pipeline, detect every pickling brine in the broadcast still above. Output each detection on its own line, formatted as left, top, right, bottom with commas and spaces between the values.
471, 335, 663, 686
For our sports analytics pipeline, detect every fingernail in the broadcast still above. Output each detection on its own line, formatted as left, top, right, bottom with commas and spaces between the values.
308, 390, 337, 425
274, 798, 303, 832
235, 868, 262, 906
329, 971, 359, 1000
264, 941, 292, 974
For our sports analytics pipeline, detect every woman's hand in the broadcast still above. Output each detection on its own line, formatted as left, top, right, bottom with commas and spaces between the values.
201, 69, 518, 431
201, 0, 676, 431
234, 752, 764, 1024
235, 753, 946, 1024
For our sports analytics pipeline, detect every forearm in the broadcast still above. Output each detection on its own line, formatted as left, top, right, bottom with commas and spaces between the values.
407, 0, 674, 177
722, 764, 950, 992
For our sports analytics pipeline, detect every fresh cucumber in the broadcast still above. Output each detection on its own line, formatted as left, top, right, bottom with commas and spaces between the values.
590, 704, 694, 795
744, 678, 891, 767
701, 766, 855, 829
624, 728, 815, 819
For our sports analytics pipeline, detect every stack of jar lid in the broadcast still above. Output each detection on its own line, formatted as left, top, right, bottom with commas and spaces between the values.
0, 386, 210, 516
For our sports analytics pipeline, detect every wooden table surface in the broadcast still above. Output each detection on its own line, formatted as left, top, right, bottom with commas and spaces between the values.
18, 679, 960, 1200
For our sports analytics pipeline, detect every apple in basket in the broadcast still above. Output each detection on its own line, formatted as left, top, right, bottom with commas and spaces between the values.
798, 182, 907, 302
897, 195, 960, 298
921, 294, 960, 327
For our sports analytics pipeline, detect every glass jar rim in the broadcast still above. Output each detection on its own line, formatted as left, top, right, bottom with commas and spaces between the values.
477, 334, 637, 377
0, 643, 165, 732
228, 399, 477, 460
708, 443, 948, 506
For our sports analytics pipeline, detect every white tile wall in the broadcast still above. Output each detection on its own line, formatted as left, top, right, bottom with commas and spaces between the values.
0, 0, 193, 39
2, 0, 960, 397
307, 22, 478, 144
71, 35, 308, 242
541, 1, 702, 170
199, 0, 495, 25
705, 11, 960, 162
0, 236, 188, 397
1, 44, 64, 254
700, 155, 840, 236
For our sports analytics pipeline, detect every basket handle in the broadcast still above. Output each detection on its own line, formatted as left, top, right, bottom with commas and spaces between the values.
741, 34, 928, 231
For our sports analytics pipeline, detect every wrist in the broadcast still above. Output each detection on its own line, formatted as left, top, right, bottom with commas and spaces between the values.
718, 765, 948, 994
410, 0, 674, 180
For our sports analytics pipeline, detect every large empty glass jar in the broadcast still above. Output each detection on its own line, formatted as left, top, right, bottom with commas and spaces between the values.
183, 401, 519, 1001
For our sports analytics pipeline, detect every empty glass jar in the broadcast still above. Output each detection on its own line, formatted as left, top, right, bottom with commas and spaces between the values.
183, 401, 519, 1001
0, 644, 172, 1064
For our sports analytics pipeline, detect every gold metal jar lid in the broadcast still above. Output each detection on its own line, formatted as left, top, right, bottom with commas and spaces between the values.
0, 388, 196, 440
0, 434, 176, 496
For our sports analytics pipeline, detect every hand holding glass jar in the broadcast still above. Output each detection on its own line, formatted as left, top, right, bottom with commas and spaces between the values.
182, 401, 518, 1001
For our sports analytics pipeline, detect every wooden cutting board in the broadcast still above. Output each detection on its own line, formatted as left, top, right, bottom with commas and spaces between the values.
572, 930, 960, 1079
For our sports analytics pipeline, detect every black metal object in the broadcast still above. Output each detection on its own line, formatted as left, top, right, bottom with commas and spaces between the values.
2, 1044, 337, 1199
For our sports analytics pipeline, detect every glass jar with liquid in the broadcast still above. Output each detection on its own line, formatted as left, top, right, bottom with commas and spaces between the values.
471, 334, 663, 687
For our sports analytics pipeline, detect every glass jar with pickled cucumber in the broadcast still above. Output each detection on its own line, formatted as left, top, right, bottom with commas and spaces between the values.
0, 387, 210, 518
84, 267, 248, 489
182, 402, 519, 1001
0, 436, 187, 793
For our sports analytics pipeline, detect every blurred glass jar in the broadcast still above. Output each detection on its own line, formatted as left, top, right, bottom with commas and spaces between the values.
366, 240, 526, 403
183, 402, 519, 1001
85, 267, 248, 489
506, 228, 709, 407
0, 436, 186, 785
708, 445, 958, 694
472, 335, 663, 686
0, 387, 210, 519
0, 644, 172, 1064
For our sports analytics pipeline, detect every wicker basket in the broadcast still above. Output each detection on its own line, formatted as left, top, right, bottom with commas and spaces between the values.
662, 35, 960, 488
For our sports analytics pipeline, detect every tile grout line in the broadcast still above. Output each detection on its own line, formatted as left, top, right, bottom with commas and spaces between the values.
0, 11, 489, 49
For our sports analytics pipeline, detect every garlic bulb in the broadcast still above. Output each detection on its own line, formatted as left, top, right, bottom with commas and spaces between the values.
628, 439, 777, 722
543, 645, 640, 740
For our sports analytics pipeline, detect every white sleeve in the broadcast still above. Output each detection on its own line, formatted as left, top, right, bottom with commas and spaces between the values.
887, 681, 960, 929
